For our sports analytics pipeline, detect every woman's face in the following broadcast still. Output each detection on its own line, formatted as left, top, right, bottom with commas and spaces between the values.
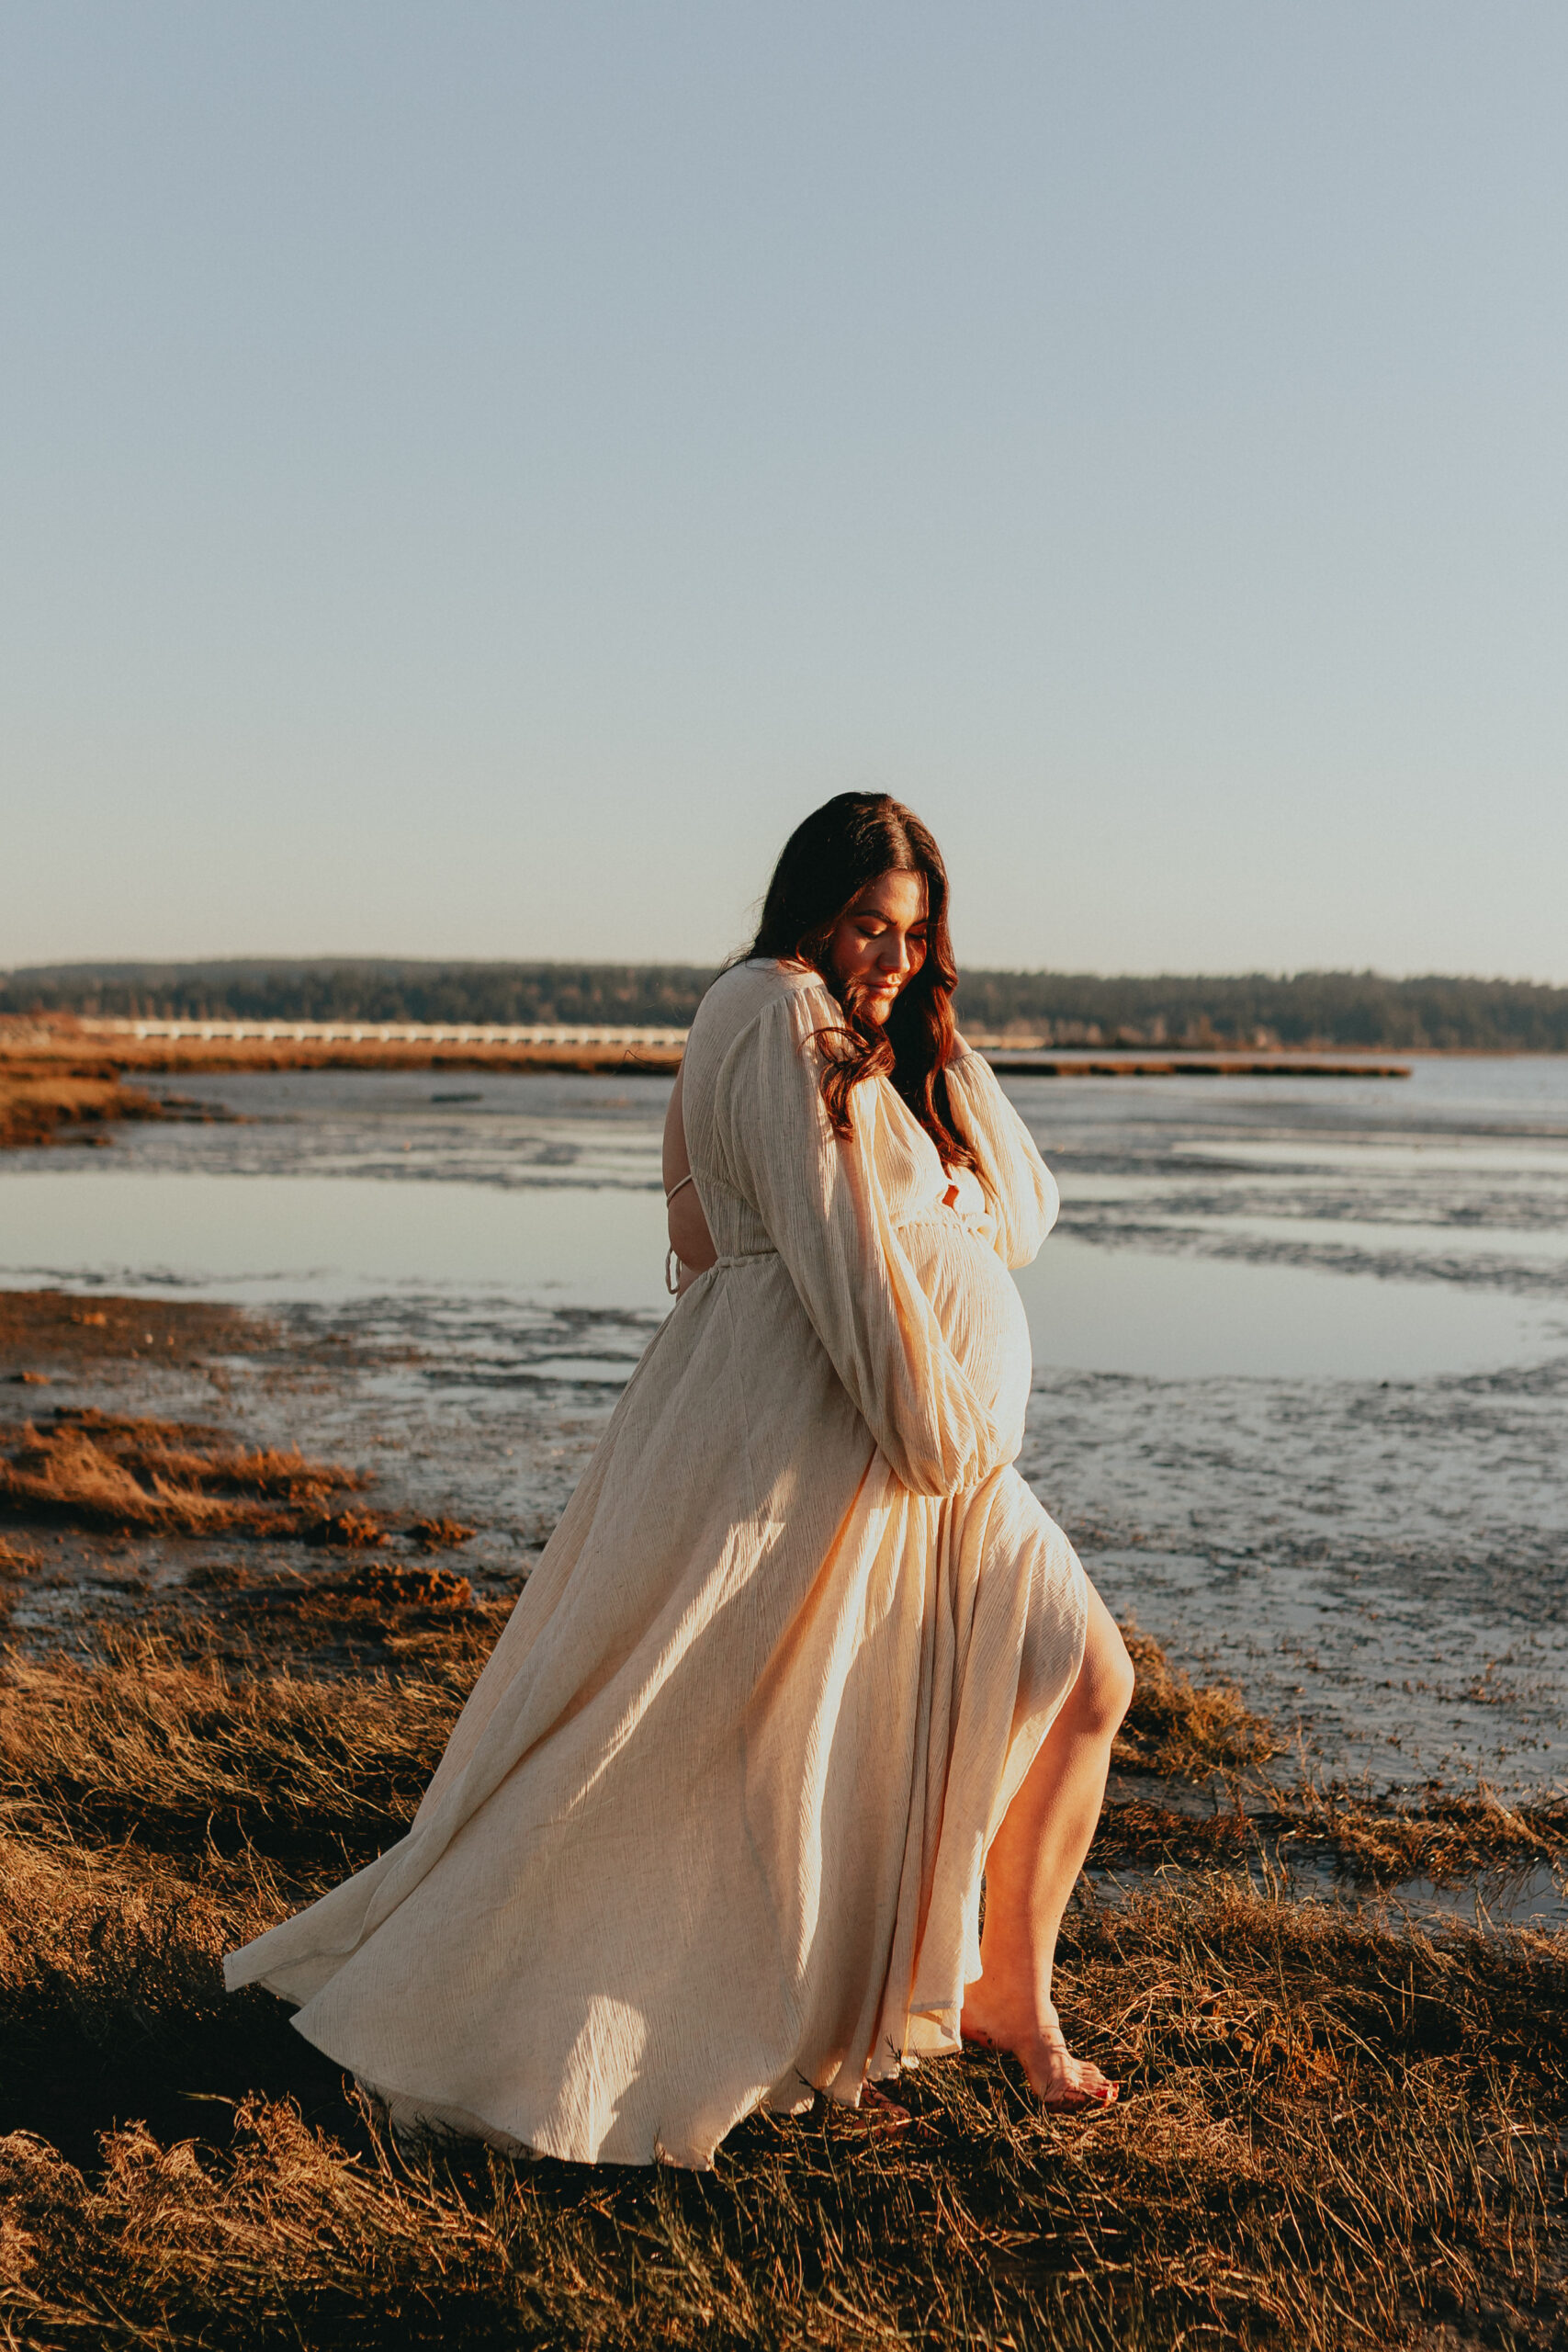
825, 868, 929, 1022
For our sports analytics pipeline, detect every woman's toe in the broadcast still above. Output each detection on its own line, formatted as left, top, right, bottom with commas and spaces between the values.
1037, 2047, 1119, 2109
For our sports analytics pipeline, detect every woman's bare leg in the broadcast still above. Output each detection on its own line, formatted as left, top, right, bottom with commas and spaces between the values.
962, 1581, 1134, 2106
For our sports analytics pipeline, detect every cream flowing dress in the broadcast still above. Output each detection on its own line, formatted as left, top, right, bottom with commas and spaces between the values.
226, 958, 1088, 2167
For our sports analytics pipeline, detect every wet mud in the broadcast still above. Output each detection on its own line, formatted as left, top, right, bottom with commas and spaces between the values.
2, 1285, 1561, 1926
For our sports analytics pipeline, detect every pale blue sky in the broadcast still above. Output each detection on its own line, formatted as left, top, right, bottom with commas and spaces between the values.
3, 4, 1565, 977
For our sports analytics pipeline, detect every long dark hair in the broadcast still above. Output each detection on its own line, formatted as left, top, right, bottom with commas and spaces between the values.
749, 793, 976, 1170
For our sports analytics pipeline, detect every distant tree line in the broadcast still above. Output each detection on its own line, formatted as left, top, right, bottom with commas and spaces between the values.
952, 969, 1568, 1050
0, 960, 716, 1029
4, 958, 1567, 1050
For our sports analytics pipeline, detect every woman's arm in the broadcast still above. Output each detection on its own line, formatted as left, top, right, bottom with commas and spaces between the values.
944, 1048, 1059, 1269
713, 987, 1009, 1497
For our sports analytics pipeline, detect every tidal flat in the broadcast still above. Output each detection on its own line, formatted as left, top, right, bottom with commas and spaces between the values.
0, 1057, 1564, 2346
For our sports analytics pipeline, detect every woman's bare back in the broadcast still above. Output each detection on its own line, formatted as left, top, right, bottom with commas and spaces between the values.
663, 1062, 716, 1290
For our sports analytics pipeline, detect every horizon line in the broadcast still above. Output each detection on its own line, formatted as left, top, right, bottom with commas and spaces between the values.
5, 955, 1568, 991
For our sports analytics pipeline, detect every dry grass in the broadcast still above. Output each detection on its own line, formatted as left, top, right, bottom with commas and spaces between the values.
0, 1028, 683, 1094
3, 1614, 1557, 1894
0, 1637, 465, 1862
1092, 1781, 1568, 1893
1104, 1623, 1568, 1894
220, 1557, 480, 1626
1102, 1623, 1568, 1894
1292, 1782, 1568, 1884
0, 1823, 1560, 2350
0, 1602, 1561, 2345
0, 1412, 369, 1543
0, 1411, 485, 1568
409, 1515, 477, 1552
0, 1828, 328, 2167
0, 1071, 163, 1151
1113, 1620, 1284, 1778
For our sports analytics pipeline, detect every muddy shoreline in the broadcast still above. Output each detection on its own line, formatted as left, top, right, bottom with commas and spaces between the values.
0, 1026, 686, 1139
0, 1023, 1419, 1159
4, 1284, 1562, 1906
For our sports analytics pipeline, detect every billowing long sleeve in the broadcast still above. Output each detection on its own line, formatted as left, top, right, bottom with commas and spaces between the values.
943, 1047, 1059, 1270
712, 985, 1009, 1498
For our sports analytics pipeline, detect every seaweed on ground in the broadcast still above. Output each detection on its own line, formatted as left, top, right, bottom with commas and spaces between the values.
0, 1411, 371, 1543
1091, 1778, 1568, 1890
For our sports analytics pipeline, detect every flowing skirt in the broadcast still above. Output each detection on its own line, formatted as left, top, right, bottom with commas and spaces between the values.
226, 1272, 1088, 2166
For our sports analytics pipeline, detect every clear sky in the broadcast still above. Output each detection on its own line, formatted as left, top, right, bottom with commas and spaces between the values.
3, 4, 1565, 978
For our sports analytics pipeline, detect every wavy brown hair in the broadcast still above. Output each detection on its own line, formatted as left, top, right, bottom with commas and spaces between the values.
749, 793, 976, 1170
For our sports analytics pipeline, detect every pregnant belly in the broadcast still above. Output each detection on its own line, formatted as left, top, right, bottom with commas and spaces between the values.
900, 1219, 1033, 1441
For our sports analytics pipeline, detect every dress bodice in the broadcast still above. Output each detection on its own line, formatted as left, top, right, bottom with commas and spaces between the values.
680, 959, 1052, 1459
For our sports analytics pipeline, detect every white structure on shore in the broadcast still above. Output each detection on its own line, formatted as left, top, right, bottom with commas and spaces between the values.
81, 1018, 692, 1046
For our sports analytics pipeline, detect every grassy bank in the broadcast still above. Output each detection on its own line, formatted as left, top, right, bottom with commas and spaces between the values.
0, 1652, 1562, 2350
0, 1064, 168, 1151
0, 1626, 1562, 2346
0, 1299, 1563, 2346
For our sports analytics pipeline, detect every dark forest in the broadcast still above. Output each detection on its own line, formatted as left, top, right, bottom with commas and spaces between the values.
5, 959, 1568, 1050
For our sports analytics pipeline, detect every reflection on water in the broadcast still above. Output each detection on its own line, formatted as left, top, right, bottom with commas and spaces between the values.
3, 1055, 1566, 1382
1019, 1234, 1558, 1380
0, 1053, 1561, 1374
1, 1163, 1561, 1382
0, 1170, 671, 1314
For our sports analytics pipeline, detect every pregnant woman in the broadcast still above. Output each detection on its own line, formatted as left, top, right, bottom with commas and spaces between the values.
227, 793, 1134, 2165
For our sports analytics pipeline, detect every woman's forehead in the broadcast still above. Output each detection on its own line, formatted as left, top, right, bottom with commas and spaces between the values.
849, 868, 927, 920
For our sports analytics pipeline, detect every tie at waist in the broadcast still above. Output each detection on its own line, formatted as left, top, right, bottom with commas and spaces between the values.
669, 1241, 777, 1295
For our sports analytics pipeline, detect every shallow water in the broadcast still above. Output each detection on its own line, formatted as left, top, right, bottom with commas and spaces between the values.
2, 1056, 1564, 1806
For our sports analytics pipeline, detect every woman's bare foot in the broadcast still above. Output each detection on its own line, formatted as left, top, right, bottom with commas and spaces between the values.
963, 1996, 1119, 2109
839, 2080, 912, 2132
